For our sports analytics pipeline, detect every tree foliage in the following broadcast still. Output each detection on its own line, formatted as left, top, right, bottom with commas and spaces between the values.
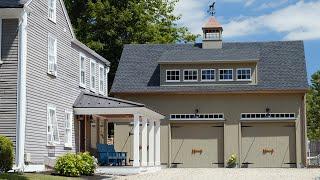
64, 0, 197, 87
307, 71, 320, 140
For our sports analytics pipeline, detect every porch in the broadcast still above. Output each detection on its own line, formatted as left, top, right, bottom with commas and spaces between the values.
73, 92, 164, 171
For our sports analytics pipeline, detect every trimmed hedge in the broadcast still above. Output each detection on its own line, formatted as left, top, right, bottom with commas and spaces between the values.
54, 152, 96, 177
0, 136, 14, 173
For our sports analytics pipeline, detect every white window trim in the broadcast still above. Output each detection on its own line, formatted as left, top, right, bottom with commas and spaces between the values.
79, 53, 86, 88
47, 104, 60, 146
48, 0, 57, 23
47, 33, 57, 76
0, 18, 2, 64
90, 59, 96, 92
166, 69, 180, 82
98, 64, 105, 95
201, 69, 216, 82
64, 109, 73, 148
236, 68, 252, 81
218, 69, 233, 81
183, 69, 198, 82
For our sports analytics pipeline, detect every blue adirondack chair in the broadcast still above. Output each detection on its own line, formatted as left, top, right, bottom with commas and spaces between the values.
97, 144, 127, 166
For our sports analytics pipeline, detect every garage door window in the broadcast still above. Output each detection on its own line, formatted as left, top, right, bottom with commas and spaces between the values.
170, 113, 224, 120
241, 113, 295, 120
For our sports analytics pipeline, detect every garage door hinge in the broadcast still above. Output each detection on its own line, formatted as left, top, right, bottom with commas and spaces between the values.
284, 162, 296, 165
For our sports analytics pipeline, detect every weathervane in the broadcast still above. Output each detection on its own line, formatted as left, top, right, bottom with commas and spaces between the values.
208, 1, 216, 16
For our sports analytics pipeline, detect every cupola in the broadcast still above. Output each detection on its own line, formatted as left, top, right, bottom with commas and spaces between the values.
202, 16, 223, 49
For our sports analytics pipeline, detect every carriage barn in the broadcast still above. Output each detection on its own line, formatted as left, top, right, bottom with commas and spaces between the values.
110, 17, 308, 168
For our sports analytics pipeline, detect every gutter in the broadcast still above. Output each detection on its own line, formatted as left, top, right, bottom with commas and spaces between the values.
14, 7, 28, 172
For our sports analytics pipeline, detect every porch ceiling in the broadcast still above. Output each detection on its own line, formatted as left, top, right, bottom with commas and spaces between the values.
73, 92, 164, 120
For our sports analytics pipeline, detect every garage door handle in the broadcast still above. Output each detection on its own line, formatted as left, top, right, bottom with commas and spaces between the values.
171, 162, 183, 165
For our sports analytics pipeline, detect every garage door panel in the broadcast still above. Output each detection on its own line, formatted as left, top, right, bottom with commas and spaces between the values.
241, 124, 296, 168
171, 125, 223, 168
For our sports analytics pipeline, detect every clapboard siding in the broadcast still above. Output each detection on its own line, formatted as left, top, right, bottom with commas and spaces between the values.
25, 0, 107, 164
0, 19, 19, 149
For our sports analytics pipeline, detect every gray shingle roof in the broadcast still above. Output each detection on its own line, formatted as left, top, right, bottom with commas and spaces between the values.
159, 45, 259, 63
74, 92, 144, 108
111, 41, 308, 94
0, 0, 27, 8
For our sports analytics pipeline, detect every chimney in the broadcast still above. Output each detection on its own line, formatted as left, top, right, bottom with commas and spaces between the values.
202, 17, 223, 49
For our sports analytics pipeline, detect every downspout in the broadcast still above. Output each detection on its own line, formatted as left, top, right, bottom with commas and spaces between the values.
105, 66, 110, 96
15, 8, 28, 172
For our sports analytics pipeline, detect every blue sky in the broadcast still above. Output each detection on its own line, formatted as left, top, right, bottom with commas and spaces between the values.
174, 0, 320, 83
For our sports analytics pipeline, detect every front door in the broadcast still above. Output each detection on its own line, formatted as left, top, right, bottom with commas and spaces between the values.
79, 120, 86, 152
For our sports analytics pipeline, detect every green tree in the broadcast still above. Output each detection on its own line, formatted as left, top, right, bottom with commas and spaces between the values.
64, 0, 198, 88
307, 71, 320, 140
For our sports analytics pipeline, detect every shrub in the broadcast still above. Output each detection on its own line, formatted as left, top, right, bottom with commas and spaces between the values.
54, 152, 96, 177
227, 154, 237, 168
0, 135, 14, 173
54, 153, 80, 177
78, 152, 96, 176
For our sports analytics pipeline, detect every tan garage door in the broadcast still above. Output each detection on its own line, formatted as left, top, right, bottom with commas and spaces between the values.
241, 123, 296, 168
171, 124, 224, 168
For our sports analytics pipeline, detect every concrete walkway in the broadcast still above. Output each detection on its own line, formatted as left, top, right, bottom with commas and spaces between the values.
115, 168, 320, 180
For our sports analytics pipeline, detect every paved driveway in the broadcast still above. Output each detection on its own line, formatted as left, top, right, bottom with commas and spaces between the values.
116, 168, 320, 180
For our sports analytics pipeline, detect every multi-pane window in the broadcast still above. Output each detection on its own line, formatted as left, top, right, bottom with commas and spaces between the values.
237, 68, 252, 81
201, 69, 215, 81
183, 69, 198, 81
48, 0, 56, 22
90, 60, 96, 91
48, 34, 57, 76
166, 70, 180, 82
47, 105, 59, 146
79, 54, 86, 87
99, 65, 105, 94
219, 69, 233, 81
64, 110, 72, 148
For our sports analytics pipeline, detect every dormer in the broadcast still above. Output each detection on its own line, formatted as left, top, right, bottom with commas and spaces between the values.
202, 17, 223, 49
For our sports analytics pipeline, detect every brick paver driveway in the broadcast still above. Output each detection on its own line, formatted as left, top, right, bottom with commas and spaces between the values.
116, 168, 320, 180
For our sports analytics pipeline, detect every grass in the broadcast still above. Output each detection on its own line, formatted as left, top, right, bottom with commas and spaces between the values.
0, 173, 82, 180
0, 173, 112, 180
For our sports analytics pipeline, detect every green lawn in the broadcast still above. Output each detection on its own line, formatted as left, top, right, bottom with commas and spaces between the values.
0, 173, 82, 180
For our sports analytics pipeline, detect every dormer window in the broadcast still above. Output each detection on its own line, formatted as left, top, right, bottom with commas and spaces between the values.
201, 69, 215, 81
166, 70, 180, 82
183, 69, 198, 82
219, 69, 233, 81
237, 68, 252, 81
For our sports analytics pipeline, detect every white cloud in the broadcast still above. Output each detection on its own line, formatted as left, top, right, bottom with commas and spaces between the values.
256, 0, 288, 11
174, 0, 211, 35
223, 1, 320, 40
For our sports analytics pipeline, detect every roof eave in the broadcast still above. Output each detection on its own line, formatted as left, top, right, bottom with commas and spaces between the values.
71, 39, 110, 65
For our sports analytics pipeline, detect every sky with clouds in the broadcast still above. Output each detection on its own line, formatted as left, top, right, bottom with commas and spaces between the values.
174, 0, 320, 82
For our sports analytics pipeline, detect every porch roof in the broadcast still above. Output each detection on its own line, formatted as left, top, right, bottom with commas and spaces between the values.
73, 92, 164, 120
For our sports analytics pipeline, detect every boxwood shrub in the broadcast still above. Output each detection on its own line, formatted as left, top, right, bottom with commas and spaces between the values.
54, 152, 96, 177
0, 135, 14, 173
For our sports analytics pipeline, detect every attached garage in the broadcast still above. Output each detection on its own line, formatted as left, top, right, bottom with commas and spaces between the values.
241, 122, 296, 168
171, 124, 224, 168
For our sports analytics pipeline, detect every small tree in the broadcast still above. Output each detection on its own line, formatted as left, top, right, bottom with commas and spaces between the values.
0, 135, 14, 173
307, 71, 320, 140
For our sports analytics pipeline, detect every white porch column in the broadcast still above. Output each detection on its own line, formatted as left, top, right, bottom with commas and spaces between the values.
141, 117, 148, 166
155, 120, 161, 166
148, 119, 155, 166
133, 114, 140, 167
